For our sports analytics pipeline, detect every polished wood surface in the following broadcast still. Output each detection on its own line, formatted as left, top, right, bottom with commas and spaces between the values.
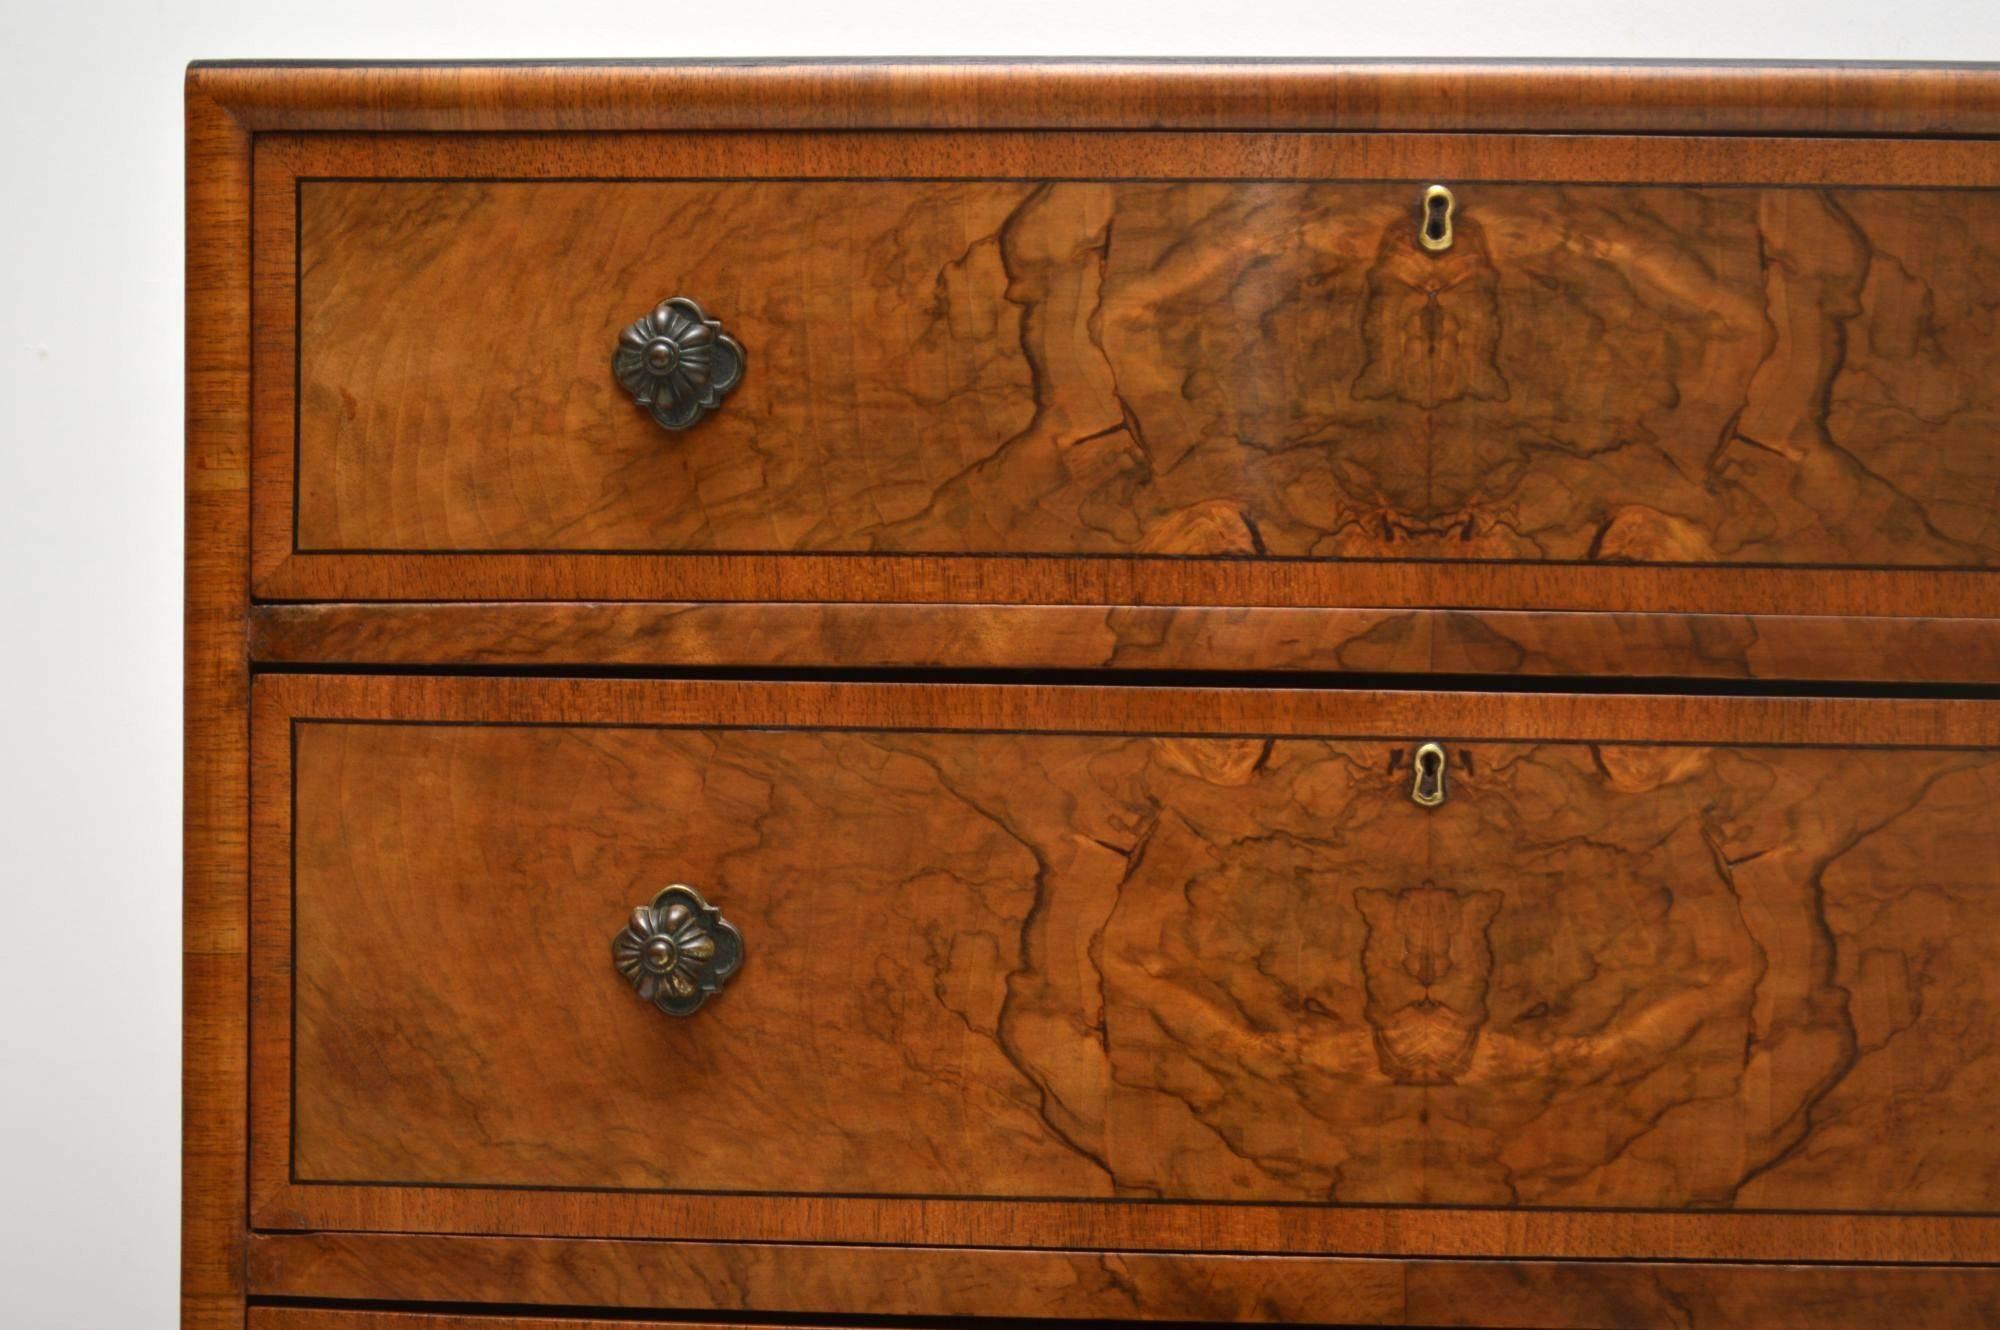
183, 76, 252, 1330
193, 61, 2000, 1330
250, 675, 2000, 1260
260, 124, 2000, 189
249, 1232, 2000, 1328
250, 129, 2000, 620
284, 712, 2000, 1206
251, 601, 2000, 682
298, 176, 2000, 570
247, 1233, 1406, 1323
253, 551, 2000, 616
190, 60, 2000, 136
1401, 1261, 2000, 1329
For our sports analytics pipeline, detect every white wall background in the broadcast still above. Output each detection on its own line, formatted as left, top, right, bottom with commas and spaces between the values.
1, 1, 1996, 1325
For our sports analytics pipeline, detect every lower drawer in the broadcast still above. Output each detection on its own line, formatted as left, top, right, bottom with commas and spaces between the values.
241, 1258, 2000, 1329
249, 676, 2000, 1261
250, 1315, 856, 1330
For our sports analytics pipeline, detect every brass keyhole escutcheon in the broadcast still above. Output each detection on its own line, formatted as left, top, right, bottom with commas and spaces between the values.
1420, 184, 1455, 252
1411, 741, 1447, 807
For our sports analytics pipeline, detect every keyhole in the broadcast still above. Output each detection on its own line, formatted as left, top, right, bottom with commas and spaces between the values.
1411, 741, 1447, 807
1419, 185, 1455, 253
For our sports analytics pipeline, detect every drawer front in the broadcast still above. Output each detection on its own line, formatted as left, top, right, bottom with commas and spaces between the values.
250, 677, 2000, 1259
252, 132, 2000, 614
298, 176, 2000, 568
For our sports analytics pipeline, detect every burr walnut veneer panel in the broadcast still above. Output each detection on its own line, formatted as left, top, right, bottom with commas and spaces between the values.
298, 177, 2000, 567
253, 129, 2000, 618
253, 676, 2000, 1258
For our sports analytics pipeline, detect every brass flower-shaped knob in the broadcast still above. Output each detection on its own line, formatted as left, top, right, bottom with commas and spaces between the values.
611, 884, 744, 1017
612, 297, 745, 431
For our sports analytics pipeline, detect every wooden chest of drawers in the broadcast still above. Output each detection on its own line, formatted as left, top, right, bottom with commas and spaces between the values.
189, 61, 2000, 1328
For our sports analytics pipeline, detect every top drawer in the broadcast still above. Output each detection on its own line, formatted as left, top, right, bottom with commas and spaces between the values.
250, 130, 2000, 615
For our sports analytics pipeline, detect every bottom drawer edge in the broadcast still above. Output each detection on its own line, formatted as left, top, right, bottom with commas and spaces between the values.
246, 1234, 2000, 1328
249, 1314, 887, 1330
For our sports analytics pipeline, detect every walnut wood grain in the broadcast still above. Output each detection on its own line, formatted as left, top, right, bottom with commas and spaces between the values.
183, 78, 251, 1330
295, 175, 2000, 575
269, 124, 2000, 190
249, 601, 2000, 682
246, 1232, 2000, 1328
195, 62, 2000, 1330
282, 722, 2000, 1206
250, 130, 2000, 619
245, 1233, 1405, 1323
190, 61, 2000, 136
250, 677, 2000, 1260
1404, 1260, 2000, 1329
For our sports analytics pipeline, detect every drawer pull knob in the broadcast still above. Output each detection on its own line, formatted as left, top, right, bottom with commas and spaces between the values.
612, 297, 745, 432
1411, 741, 1448, 807
612, 883, 744, 1016
1419, 185, 1455, 252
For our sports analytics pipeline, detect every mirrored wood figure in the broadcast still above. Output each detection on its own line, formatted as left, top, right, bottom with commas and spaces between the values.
188, 59, 2000, 1330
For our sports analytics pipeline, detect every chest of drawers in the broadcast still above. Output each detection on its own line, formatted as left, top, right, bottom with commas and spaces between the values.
189, 61, 2000, 1329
